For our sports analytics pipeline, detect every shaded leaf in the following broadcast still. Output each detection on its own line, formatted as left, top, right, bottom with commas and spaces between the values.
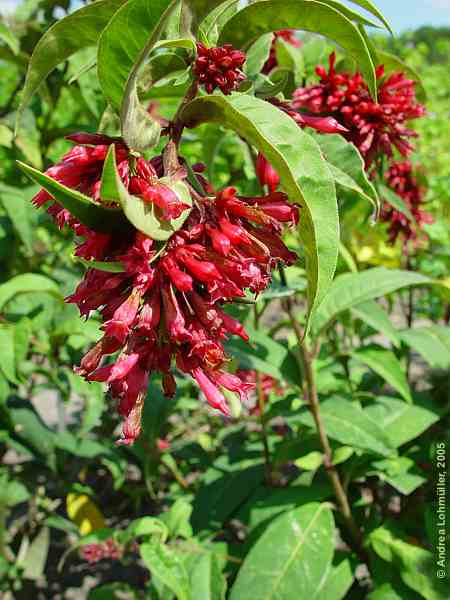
351, 299, 400, 347
399, 326, 450, 370
141, 541, 191, 600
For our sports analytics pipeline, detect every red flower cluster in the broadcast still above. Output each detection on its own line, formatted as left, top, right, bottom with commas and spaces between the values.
194, 43, 246, 94
262, 29, 302, 74
31, 134, 298, 444
80, 538, 123, 564
292, 52, 425, 165
381, 161, 433, 245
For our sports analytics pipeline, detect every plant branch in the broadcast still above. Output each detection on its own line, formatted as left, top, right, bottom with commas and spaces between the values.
282, 292, 368, 563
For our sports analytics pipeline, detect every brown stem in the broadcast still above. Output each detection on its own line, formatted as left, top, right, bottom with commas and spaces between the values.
171, 80, 199, 146
283, 295, 368, 563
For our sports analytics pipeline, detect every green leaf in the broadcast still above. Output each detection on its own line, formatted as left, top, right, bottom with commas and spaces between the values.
316, 1, 381, 28
181, 93, 338, 327
345, 0, 393, 33
74, 257, 126, 273
378, 183, 414, 221
160, 499, 193, 540
200, 0, 240, 45
191, 461, 264, 532
141, 541, 191, 600
189, 552, 227, 600
314, 559, 354, 600
0, 184, 36, 253
399, 326, 450, 370
365, 396, 439, 448
0, 22, 20, 55
97, 0, 176, 112
16, 160, 129, 234
16, 0, 127, 129
0, 273, 58, 310
0, 123, 13, 148
369, 525, 447, 600
275, 37, 305, 86
377, 50, 426, 102
298, 396, 395, 456
23, 527, 50, 580
226, 324, 301, 386
351, 344, 411, 402
351, 300, 400, 347
7, 402, 56, 460
0, 325, 18, 384
312, 267, 433, 336
311, 132, 379, 215
229, 503, 335, 600
102, 144, 192, 240
371, 457, 426, 495
218, 0, 377, 99
244, 33, 273, 78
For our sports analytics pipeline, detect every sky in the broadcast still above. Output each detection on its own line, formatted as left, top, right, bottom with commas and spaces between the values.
342, 0, 450, 33
0, 0, 449, 32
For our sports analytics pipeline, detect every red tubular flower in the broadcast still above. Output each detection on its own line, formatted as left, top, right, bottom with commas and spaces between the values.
194, 43, 246, 94
262, 30, 302, 74
380, 161, 433, 245
292, 52, 425, 165
29, 133, 298, 443
256, 152, 280, 192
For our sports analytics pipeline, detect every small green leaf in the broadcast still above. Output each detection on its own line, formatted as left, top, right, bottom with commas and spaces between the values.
17, 160, 129, 233
0, 184, 36, 253
140, 541, 192, 600
189, 552, 227, 600
345, 0, 393, 33
379, 183, 414, 221
0, 325, 17, 383
275, 37, 304, 86
229, 503, 335, 600
181, 93, 338, 328
16, 0, 127, 130
0, 123, 13, 148
314, 559, 354, 600
23, 527, 50, 580
102, 145, 192, 240
351, 344, 412, 402
218, 0, 377, 99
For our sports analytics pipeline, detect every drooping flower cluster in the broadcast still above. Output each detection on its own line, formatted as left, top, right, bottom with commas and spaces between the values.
262, 29, 302, 74
193, 43, 246, 94
31, 134, 298, 445
380, 161, 433, 245
292, 52, 426, 165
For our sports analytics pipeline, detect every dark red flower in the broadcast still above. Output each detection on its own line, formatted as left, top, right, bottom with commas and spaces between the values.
194, 43, 246, 94
292, 52, 425, 165
30, 135, 299, 445
380, 160, 433, 245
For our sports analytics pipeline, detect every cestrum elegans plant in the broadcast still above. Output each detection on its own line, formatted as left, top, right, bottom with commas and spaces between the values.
15, 0, 393, 446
